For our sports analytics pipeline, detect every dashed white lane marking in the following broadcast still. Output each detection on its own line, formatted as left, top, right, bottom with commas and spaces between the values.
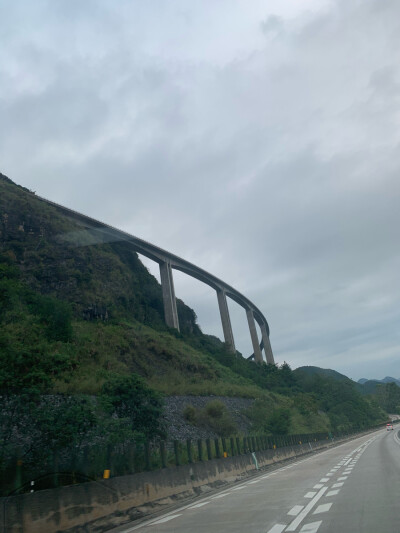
248, 480, 261, 484
313, 483, 324, 489
211, 493, 230, 499
286, 487, 328, 531
149, 514, 182, 525
332, 482, 344, 488
320, 478, 329, 482
232, 486, 245, 490
305, 491, 317, 498
266, 524, 287, 533
326, 489, 340, 497
288, 505, 304, 516
313, 503, 332, 514
338, 476, 348, 481
299, 520, 322, 532
187, 502, 209, 509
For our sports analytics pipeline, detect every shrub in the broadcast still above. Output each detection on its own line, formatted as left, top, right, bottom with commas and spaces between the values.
266, 408, 291, 435
205, 400, 225, 419
183, 404, 197, 424
198, 400, 237, 437
101, 373, 165, 439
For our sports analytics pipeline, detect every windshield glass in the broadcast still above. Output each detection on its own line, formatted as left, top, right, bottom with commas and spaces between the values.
1, 2, 400, 533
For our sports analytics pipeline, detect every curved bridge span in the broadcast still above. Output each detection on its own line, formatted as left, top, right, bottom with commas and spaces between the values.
37, 194, 274, 364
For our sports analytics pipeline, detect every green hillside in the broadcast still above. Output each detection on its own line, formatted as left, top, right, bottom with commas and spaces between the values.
0, 173, 387, 475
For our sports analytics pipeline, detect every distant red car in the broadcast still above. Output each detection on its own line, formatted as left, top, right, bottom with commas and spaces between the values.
386, 423, 393, 430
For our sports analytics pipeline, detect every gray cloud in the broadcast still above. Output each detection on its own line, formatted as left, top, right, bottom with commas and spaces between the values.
1, 0, 399, 379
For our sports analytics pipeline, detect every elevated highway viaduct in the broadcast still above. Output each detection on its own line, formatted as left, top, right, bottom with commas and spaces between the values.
35, 193, 274, 364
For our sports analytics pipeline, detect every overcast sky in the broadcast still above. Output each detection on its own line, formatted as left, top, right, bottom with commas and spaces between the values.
1, 0, 400, 380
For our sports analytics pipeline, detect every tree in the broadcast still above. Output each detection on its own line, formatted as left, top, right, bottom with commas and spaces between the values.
101, 374, 165, 439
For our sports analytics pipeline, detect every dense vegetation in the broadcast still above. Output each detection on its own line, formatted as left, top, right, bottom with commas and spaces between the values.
373, 382, 400, 413
0, 173, 389, 478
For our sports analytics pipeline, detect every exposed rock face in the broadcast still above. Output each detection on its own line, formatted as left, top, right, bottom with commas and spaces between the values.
163, 396, 255, 440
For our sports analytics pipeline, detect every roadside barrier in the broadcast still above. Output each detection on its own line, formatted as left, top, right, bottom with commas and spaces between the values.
2, 421, 392, 497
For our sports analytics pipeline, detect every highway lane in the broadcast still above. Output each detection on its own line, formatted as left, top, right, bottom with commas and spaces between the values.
110, 429, 400, 533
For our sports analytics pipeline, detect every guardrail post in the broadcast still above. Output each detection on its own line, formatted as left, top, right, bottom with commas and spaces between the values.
236, 437, 241, 455
197, 439, 203, 461
174, 440, 180, 466
214, 438, 221, 458
187, 439, 193, 464
206, 439, 212, 460
15, 453, 22, 493
230, 437, 235, 456
53, 450, 59, 488
221, 437, 227, 456
160, 441, 167, 468
145, 441, 151, 470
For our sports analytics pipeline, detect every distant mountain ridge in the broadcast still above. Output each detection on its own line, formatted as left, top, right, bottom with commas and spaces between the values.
294, 366, 353, 383
358, 377, 400, 386
357, 376, 400, 394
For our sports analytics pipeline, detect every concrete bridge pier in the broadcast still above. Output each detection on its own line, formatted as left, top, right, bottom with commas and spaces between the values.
261, 323, 275, 365
159, 260, 180, 331
246, 308, 263, 363
217, 289, 236, 353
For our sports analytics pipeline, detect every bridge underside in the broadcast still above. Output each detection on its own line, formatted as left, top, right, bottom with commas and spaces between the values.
54, 206, 275, 364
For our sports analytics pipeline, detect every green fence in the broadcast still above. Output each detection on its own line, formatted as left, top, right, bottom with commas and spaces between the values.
2, 422, 391, 497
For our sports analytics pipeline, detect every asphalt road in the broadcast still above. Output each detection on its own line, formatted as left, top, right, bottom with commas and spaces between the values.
111, 429, 400, 533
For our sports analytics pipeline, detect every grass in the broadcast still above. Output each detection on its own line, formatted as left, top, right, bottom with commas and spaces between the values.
53, 319, 269, 398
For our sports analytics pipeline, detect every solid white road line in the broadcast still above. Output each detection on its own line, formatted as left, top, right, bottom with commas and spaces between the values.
120, 432, 381, 532
149, 514, 182, 525
187, 502, 210, 509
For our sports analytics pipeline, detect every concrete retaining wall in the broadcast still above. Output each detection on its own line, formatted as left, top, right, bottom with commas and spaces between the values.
1, 440, 331, 533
